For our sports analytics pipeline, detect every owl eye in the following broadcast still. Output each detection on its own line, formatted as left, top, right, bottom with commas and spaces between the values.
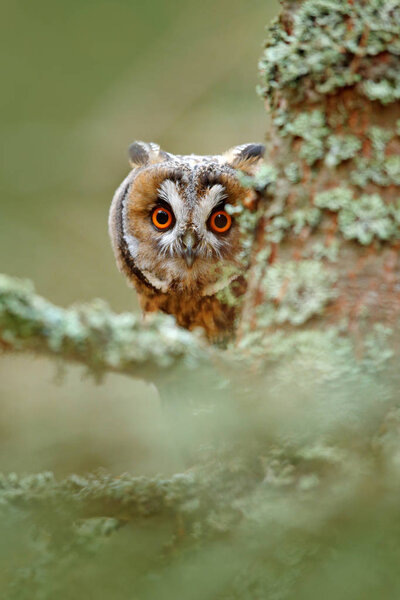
209, 209, 232, 233
151, 206, 174, 230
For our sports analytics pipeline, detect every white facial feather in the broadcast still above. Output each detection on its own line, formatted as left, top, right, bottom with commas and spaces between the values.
125, 231, 139, 259
191, 184, 228, 258
112, 171, 140, 260
157, 229, 184, 258
157, 180, 187, 224
156, 179, 188, 257
195, 184, 227, 225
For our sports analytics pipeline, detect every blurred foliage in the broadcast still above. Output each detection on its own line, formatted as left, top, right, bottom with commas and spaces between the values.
4, 1, 400, 599
1, 318, 400, 599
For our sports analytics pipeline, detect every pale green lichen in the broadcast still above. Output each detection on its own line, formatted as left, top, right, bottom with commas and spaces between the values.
272, 108, 290, 129
338, 193, 395, 244
238, 163, 278, 192
285, 110, 329, 139
266, 216, 291, 243
216, 284, 241, 309
314, 187, 353, 211
259, 0, 400, 104
384, 156, 400, 185
0, 469, 203, 521
307, 240, 339, 262
317, 71, 361, 95
364, 324, 395, 370
215, 264, 245, 308
325, 135, 362, 167
390, 200, 400, 226
300, 138, 326, 165
290, 207, 321, 234
363, 74, 400, 105
256, 260, 337, 327
315, 188, 400, 244
350, 127, 399, 188
350, 157, 390, 188
284, 110, 330, 165
234, 204, 264, 266
368, 127, 393, 161
284, 162, 302, 183
217, 201, 265, 308
250, 245, 272, 287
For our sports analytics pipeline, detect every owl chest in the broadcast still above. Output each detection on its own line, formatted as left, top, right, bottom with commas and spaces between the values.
139, 288, 236, 340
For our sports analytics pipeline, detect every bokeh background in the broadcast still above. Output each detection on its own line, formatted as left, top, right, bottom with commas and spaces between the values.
0, 0, 279, 476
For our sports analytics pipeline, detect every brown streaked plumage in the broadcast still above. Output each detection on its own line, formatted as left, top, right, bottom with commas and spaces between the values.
108, 141, 265, 341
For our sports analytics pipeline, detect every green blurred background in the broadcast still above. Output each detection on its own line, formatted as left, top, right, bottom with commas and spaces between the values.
0, 0, 279, 477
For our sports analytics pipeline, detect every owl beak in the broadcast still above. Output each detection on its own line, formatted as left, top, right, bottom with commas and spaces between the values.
182, 230, 197, 268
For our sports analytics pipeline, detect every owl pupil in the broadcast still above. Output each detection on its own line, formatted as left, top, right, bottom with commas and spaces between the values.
215, 213, 228, 228
156, 211, 169, 225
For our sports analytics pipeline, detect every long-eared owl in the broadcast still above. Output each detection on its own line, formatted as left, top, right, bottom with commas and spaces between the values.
109, 141, 265, 341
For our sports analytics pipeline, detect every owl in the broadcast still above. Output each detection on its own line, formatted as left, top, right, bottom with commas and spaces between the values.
109, 141, 265, 341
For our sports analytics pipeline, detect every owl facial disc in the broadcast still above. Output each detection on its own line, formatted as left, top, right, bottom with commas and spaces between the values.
109, 141, 265, 304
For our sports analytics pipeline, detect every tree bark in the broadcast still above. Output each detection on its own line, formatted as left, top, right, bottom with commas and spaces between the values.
240, 0, 400, 347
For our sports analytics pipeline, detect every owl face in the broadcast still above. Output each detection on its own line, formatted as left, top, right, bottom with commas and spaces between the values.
109, 142, 265, 298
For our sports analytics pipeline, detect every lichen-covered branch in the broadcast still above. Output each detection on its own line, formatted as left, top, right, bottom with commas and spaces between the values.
0, 462, 261, 526
0, 274, 209, 382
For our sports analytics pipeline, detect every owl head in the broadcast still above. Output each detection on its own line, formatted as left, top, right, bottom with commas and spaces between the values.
109, 141, 265, 298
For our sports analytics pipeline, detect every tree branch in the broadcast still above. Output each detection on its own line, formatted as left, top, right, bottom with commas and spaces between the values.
0, 463, 262, 531
0, 274, 209, 382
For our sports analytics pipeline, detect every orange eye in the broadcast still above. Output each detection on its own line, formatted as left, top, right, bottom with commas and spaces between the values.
152, 206, 173, 230
209, 210, 232, 233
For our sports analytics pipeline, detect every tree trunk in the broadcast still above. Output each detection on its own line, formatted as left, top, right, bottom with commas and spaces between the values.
240, 0, 400, 348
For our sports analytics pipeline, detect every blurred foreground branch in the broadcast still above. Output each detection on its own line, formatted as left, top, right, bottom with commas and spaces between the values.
6, 410, 400, 600
0, 274, 209, 382
0, 462, 260, 526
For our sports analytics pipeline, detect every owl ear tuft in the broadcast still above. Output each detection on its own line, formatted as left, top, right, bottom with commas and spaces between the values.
224, 143, 265, 173
128, 141, 165, 168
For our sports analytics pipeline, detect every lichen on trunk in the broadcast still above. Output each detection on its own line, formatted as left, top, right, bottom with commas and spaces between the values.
240, 0, 400, 346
